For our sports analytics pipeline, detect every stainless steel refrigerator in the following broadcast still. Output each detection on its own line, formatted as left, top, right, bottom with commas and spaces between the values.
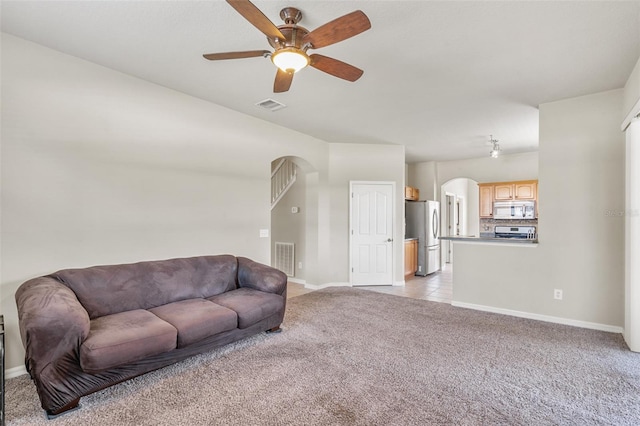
405, 200, 441, 276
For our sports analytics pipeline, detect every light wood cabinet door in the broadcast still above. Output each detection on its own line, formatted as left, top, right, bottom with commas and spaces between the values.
479, 185, 494, 218
404, 186, 420, 201
404, 186, 413, 200
404, 239, 418, 277
514, 182, 537, 200
494, 184, 514, 200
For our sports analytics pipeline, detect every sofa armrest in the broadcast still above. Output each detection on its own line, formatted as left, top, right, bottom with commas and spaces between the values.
15, 277, 90, 376
237, 257, 287, 297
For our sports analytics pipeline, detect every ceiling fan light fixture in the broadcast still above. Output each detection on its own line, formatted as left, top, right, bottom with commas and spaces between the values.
271, 48, 310, 73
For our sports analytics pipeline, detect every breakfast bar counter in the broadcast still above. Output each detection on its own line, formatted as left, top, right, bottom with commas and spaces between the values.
439, 235, 538, 245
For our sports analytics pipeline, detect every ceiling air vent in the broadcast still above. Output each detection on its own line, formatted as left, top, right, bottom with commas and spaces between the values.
255, 98, 287, 112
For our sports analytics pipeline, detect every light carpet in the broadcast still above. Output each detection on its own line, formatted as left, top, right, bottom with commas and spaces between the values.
5, 287, 640, 425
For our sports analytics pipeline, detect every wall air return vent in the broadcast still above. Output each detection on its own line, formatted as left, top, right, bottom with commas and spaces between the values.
255, 98, 287, 112
274, 242, 295, 277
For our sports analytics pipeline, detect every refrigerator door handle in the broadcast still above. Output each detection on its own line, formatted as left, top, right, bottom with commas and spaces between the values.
432, 210, 438, 239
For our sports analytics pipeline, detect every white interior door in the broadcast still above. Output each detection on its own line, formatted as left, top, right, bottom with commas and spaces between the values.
350, 182, 394, 286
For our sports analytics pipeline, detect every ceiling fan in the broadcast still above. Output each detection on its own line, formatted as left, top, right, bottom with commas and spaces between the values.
203, 0, 371, 93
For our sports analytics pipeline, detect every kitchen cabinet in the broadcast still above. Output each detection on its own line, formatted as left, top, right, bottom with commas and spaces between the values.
479, 184, 494, 218
494, 184, 514, 200
514, 182, 537, 200
478, 180, 538, 218
494, 181, 537, 201
404, 239, 418, 277
404, 186, 420, 201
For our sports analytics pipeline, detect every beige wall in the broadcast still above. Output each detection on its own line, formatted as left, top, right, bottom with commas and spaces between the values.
453, 89, 625, 330
0, 34, 406, 370
436, 152, 539, 187
328, 143, 406, 285
408, 161, 437, 200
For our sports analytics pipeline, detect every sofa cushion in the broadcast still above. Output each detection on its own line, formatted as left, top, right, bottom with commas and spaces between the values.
207, 288, 285, 329
149, 299, 238, 348
50, 255, 239, 319
80, 309, 177, 373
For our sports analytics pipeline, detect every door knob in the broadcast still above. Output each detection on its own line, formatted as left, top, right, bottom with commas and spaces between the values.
386, 238, 393, 242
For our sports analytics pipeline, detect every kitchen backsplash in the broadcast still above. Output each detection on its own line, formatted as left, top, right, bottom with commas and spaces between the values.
480, 218, 538, 235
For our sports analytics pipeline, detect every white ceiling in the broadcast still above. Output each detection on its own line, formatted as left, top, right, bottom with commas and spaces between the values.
2, 1, 640, 163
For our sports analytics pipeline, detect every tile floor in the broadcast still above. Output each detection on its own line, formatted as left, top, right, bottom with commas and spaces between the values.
286, 280, 316, 299
286, 264, 453, 304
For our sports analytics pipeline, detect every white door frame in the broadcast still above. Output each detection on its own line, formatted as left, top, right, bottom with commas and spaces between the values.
349, 181, 396, 286
456, 196, 465, 236
445, 192, 456, 264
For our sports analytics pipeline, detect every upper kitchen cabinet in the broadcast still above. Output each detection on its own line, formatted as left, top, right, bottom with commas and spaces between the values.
490, 180, 537, 201
479, 184, 494, 218
478, 180, 538, 218
513, 181, 537, 200
494, 184, 514, 200
405, 186, 420, 201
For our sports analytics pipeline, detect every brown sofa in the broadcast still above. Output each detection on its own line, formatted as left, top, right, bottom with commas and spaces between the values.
15, 255, 287, 417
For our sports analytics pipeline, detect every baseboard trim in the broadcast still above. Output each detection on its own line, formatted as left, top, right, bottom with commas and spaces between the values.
304, 282, 350, 290
303, 281, 406, 289
451, 301, 624, 334
6, 365, 28, 379
287, 278, 306, 285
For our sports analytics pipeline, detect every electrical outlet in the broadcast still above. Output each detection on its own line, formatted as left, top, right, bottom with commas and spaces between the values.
418, 265, 422, 272
554, 289, 563, 300
298, 262, 302, 269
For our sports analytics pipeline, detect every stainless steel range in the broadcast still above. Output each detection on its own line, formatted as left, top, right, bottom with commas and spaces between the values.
494, 226, 536, 239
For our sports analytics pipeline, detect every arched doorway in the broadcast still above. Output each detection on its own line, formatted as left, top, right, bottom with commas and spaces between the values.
270, 156, 317, 285
440, 177, 479, 265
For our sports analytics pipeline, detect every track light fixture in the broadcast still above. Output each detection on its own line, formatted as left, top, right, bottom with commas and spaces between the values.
489, 135, 500, 158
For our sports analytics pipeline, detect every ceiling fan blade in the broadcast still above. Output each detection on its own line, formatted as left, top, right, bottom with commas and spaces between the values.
226, 0, 285, 42
310, 54, 364, 82
274, 69, 294, 93
203, 50, 270, 61
303, 10, 371, 49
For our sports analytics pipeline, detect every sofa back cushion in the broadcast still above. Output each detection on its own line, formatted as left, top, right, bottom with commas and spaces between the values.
51, 255, 238, 319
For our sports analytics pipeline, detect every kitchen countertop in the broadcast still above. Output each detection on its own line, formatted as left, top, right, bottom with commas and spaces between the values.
439, 235, 538, 245
404, 237, 418, 241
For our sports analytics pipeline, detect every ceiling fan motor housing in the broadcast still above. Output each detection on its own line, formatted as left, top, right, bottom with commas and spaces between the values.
279, 7, 302, 25
268, 7, 310, 52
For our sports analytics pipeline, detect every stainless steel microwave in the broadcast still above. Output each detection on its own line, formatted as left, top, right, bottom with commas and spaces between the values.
493, 201, 535, 219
